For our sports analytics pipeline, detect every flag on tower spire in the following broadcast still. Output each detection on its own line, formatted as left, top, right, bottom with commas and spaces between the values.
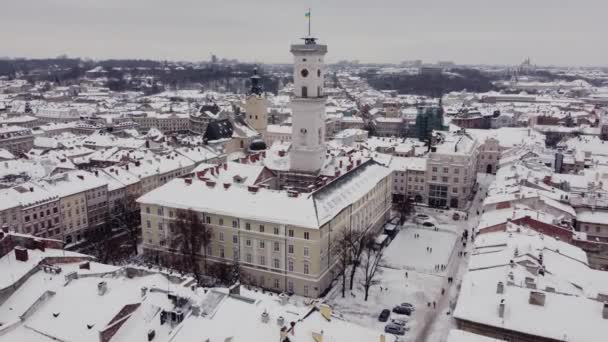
305, 8, 311, 36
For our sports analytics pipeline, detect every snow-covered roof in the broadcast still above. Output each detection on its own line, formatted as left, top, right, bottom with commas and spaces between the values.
456, 226, 608, 342
447, 329, 504, 342
138, 161, 391, 229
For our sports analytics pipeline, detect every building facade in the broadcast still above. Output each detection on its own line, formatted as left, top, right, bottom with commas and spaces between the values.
0, 125, 34, 155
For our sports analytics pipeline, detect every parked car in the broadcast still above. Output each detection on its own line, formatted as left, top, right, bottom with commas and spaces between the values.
392, 305, 412, 315
399, 302, 415, 311
422, 221, 435, 228
378, 309, 390, 322
384, 323, 406, 335
414, 214, 430, 224
391, 318, 408, 326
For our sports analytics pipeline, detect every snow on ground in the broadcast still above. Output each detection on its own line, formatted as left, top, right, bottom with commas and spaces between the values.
325, 173, 495, 342
326, 213, 464, 341
383, 226, 457, 275
326, 264, 443, 341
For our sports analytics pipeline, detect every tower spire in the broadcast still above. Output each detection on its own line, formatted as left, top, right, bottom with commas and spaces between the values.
249, 67, 262, 95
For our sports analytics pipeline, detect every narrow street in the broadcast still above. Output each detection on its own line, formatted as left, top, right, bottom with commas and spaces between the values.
418, 174, 494, 342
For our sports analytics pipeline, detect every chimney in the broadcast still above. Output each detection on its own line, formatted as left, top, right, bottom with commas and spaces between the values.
184, 178, 192, 185
339, 160, 343, 168
223, 163, 228, 170
529, 291, 546, 306
248, 186, 259, 193
15, 247, 28, 262
98, 281, 108, 296
603, 303, 608, 319
94, 170, 99, 176
498, 299, 505, 318
125, 164, 129, 171
223, 183, 231, 189
29, 187, 34, 192
335, 170, 341, 177
319, 304, 332, 321
496, 281, 504, 294
356, 159, 361, 166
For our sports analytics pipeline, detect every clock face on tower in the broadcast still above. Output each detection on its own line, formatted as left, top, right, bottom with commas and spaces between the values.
300, 69, 309, 78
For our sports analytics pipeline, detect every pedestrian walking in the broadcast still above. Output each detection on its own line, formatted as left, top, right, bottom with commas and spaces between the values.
433, 301, 436, 309
405, 272, 408, 278
441, 288, 445, 295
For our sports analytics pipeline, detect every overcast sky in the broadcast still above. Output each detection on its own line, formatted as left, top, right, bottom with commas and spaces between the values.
0, 0, 606, 66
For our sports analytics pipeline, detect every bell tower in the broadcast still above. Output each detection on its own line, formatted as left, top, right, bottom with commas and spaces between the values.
245, 68, 268, 138
289, 36, 328, 173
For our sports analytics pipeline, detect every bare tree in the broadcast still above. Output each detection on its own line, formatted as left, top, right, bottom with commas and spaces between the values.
333, 228, 352, 298
112, 194, 141, 255
361, 234, 384, 301
397, 197, 414, 225
87, 217, 119, 264
348, 229, 368, 290
171, 209, 211, 285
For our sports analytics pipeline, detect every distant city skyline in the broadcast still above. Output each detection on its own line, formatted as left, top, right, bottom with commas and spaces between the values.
1, 0, 606, 67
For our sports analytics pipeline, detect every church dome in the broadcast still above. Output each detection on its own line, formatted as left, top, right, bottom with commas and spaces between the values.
249, 139, 267, 151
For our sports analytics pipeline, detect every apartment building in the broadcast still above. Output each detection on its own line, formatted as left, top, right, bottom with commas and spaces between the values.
426, 130, 479, 209
132, 112, 190, 133
389, 156, 428, 203
137, 160, 392, 298
9, 183, 62, 239
0, 125, 34, 155
41, 171, 109, 244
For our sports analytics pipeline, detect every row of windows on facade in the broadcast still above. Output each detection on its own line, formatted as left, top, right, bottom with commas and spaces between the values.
149, 224, 312, 257
24, 218, 59, 233
153, 238, 312, 275
582, 225, 607, 234
87, 189, 106, 199
431, 166, 468, 175
430, 176, 468, 184
24, 207, 59, 222
145, 208, 311, 239
245, 276, 308, 296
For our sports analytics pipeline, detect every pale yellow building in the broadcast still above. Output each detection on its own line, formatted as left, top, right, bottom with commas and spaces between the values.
138, 160, 392, 297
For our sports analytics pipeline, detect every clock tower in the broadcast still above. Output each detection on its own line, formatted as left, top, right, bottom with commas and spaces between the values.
289, 37, 328, 173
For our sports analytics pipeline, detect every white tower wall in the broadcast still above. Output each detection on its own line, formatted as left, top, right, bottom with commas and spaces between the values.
289, 40, 328, 173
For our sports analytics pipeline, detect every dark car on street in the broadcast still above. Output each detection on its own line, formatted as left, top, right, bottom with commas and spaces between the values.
378, 309, 390, 322
384, 323, 406, 335
392, 305, 412, 315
